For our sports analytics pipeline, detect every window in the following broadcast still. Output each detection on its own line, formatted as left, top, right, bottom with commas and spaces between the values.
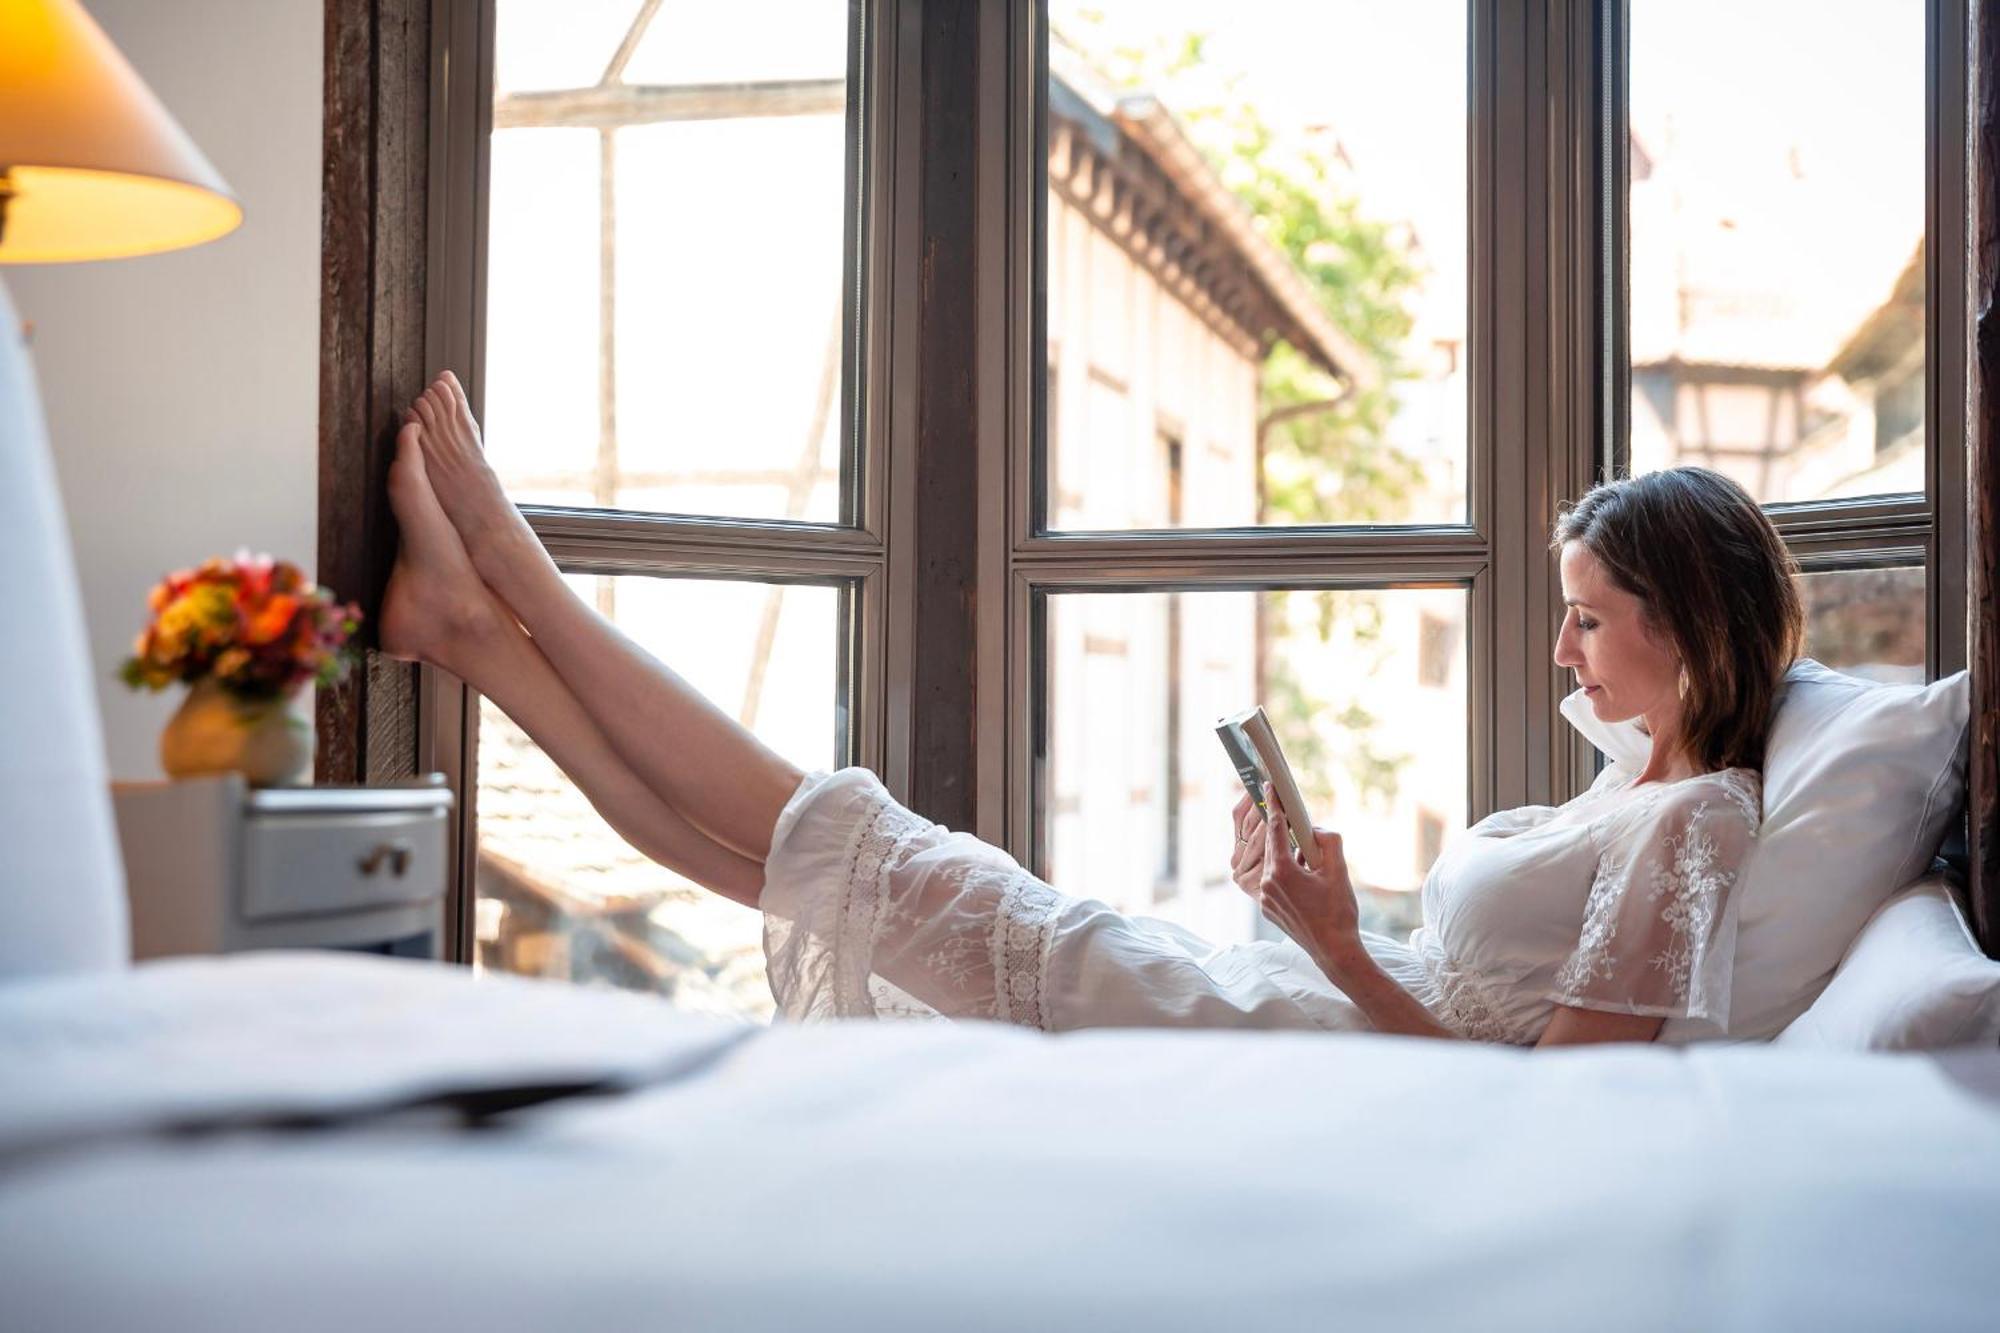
486, 0, 854, 522
464, 0, 881, 1010
1416, 807, 1448, 878
1032, 0, 1480, 925
340, 0, 1971, 976
1798, 564, 1927, 684
1620, 0, 1961, 693
476, 573, 846, 1012
1045, 588, 1466, 940
1417, 611, 1458, 689
1626, 0, 1925, 506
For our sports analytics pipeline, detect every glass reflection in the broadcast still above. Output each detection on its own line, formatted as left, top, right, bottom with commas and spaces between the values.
474, 573, 843, 1017
1799, 565, 1925, 683
1628, 0, 1924, 504
1045, 1, 1468, 531
1043, 587, 1469, 944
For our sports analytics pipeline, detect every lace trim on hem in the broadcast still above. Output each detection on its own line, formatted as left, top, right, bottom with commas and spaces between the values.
990, 874, 1063, 1030
830, 791, 931, 1018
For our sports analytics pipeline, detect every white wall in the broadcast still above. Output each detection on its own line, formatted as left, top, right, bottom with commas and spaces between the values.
8, 0, 322, 780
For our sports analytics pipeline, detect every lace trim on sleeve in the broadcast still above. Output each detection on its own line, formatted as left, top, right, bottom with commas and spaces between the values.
1555, 848, 1632, 998
1554, 810, 1730, 1002
1642, 814, 1730, 1001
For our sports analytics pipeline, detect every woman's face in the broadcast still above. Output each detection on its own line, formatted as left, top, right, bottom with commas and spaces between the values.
1552, 541, 1683, 729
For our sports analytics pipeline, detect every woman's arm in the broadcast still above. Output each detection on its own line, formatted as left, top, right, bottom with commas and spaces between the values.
1307, 935, 1460, 1039
1238, 791, 1664, 1047
1311, 934, 1664, 1045
1240, 791, 1460, 1040
1533, 1006, 1665, 1046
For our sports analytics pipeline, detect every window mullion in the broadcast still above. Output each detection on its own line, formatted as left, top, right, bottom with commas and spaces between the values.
1927, 0, 1970, 677
1481, 0, 1567, 816
1014, 526, 1490, 565
523, 507, 888, 561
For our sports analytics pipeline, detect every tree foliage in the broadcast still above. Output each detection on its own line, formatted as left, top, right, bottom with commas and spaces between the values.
1070, 20, 1425, 810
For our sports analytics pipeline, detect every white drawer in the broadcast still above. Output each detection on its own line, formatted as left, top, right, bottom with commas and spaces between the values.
241, 808, 447, 921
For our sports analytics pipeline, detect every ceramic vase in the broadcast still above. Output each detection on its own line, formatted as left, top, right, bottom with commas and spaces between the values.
159, 678, 312, 787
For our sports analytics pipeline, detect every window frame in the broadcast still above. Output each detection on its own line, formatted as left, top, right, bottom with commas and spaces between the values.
319, 0, 1996, 960
481, 0, 903, 932
998, 0, 1593, 873
1605, 0, 1968, 685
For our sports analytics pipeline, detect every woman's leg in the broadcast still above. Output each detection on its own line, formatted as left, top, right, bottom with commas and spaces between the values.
379, 427, 768, 908
405, 372, 803, 863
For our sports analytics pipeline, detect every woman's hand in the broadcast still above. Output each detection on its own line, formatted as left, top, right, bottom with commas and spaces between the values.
1230, 785, 1361, 964
1227, 791, 1268, 900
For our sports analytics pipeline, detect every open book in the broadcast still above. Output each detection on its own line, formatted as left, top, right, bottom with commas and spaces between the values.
1214, 705, 1322, 870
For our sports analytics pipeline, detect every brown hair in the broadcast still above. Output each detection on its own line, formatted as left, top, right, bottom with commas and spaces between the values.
1551, 467, 1803, 773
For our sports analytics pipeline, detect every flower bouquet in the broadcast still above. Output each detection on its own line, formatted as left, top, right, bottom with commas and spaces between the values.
121, 552, 362, 785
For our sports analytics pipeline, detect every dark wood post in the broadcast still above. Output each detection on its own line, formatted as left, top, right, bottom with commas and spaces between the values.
907, 0, 983, 832
1971, 0, 1999, 953
317, 0, 432, 785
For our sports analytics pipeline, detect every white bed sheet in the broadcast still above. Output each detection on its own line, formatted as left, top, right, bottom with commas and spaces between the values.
2, 953, 1997, 1332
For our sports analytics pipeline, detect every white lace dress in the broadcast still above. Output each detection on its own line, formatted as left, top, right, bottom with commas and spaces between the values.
760, 763, 1762, 1044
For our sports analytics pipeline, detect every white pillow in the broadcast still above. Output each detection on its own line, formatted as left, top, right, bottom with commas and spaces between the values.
1560, 658, 1971, 1040
0, 285, 130, 979
1777, 877, 2000, 1049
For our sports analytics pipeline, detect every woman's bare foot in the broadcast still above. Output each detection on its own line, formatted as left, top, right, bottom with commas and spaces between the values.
380, 422, 516, 678
405, 371, 552, 602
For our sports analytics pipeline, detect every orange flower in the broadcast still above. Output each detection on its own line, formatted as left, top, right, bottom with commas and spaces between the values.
243, 593, 300, 647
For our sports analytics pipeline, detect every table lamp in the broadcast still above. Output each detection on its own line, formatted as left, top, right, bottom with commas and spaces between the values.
0, 0, 242, 976
0, 0, 241, 261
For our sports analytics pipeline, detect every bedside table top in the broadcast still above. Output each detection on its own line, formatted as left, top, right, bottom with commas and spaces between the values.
250, 781, 453, 816
113, 773, 453, 817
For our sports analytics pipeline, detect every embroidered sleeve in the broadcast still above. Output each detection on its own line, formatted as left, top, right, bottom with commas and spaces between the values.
1549, 773, 1759, 1027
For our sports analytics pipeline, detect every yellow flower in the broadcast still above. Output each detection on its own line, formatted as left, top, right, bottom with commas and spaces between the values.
155, 595, 202, 642
189, 583, 237, 634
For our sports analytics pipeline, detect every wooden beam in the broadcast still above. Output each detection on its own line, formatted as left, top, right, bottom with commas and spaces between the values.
908, 0, 981, 832
1970, 0, 2000, 954
317, 0, 430, 785
493, 79, 845, 130
600, 0, 662, 86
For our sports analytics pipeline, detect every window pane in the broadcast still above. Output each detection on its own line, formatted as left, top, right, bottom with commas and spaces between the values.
474, 574, 845, 1017
1040, 587, 1468, 944
1799, 565, 1925, 683
1628, 1, 1924, 503
1044, 2, 1468, 532
486, 1, 852, 522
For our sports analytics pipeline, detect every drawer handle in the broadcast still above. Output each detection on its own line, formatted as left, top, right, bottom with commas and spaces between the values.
358, 842, 413, 877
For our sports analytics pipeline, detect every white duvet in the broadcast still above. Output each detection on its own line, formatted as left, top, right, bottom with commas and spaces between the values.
2, 952, 1997, 1332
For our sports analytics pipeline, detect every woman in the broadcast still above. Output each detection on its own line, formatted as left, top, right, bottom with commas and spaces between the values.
383, 372, 1801, 1046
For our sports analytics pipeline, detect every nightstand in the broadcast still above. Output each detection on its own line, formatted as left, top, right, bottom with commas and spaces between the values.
112, 774, 454, 961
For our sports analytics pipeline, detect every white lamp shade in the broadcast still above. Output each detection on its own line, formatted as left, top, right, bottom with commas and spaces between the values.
0, 0, 242, 262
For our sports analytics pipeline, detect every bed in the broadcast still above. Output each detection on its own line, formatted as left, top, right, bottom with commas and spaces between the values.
2, 951, 1998, 1332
